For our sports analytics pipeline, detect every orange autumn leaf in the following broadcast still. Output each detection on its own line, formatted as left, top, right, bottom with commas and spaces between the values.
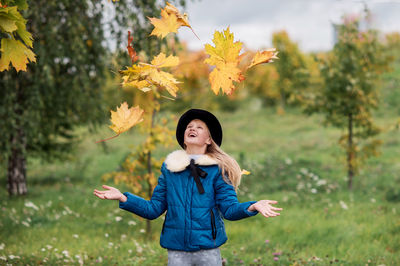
127, 31, 138, 64
148, 2, 198, 39
148, 9, 180, 38
164, 2, 199, 39
247, 48, 279, 69
204, 27, 244, 95
109, 102, 144, 134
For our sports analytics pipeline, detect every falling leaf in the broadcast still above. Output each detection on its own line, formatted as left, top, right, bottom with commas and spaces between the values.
247, 48, 279, 69
0, 38, 36, 72
121, 53, 180, 97
241, 169, 251, 175
127, 31, 138, 64
150, 52, 179, 68
109, 102, 144, 134
209, 62, 244, 95
148, 2, 199, 39
204, 27, 243, 95
164, 2, 199, 39
96, 102, 144, 143
148, 9, 180, 39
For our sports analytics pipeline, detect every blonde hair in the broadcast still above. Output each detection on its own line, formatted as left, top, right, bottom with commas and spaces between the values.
206, 139, 242, 190
183, 118, 243, 190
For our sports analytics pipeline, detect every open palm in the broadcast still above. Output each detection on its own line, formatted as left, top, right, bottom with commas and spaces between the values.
93, 185, 123, 200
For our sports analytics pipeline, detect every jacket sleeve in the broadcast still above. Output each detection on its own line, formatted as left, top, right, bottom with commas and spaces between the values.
119, 163, 167, 220
214, 172, 258, 221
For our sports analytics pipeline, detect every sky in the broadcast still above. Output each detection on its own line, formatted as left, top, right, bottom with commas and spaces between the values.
176, 0, 400, 52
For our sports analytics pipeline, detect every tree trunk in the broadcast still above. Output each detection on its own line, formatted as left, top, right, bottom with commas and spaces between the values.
347, 112, 354, 190
8, 127, 28, 196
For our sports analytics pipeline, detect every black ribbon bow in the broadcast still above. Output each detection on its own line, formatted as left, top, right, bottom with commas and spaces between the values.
188, 159, 208, 194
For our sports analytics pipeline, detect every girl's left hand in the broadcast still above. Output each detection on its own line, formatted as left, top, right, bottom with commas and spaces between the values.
248, 200, 282, 218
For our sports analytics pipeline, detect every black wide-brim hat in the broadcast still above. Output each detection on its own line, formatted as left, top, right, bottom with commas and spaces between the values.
176, 109, 223, 148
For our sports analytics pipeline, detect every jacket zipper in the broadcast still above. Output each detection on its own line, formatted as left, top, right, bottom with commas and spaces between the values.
210, 209, 217, 242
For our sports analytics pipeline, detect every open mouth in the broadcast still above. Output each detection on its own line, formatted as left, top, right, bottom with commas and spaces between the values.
188, 132, 197, 137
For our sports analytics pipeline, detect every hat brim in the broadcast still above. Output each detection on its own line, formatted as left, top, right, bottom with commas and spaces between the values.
176, 109, 223, 148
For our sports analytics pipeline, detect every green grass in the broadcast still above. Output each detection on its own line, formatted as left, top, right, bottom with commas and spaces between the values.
1, 102, 399, 265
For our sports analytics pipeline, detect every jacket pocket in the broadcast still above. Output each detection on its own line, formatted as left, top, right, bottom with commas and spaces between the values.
210, 209, 217, 240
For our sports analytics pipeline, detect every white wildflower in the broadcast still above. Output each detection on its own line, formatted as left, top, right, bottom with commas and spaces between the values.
0, 256, 6, 261
115, 216, 122, 222
300, 168, 308, 175
24, 201, 39, 211
73, 234, 79, 239
21, 221, 30, 227
8, 255, 20, 259
139, 229, 146, 233
121, 234, 127, 240
285, 158, 292, 165
128, 220, 137, 226
41, 248, 46, 252
108, 242, 114, 247
317, 179, 327, 186
311, 188, 317, 194
339, 200, 348, 210
97, 257, 103, 262
105, 233, 109, 238
128, 249, 132, 254
46, 245, 53, 250
62, 250, 70, 257
0, 243, 5, 250
370, 198, 376, 203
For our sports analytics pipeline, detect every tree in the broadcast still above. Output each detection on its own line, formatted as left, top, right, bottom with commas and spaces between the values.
272, 30, 309, 114
305, 11, 391, 189
0, 0, 107, 195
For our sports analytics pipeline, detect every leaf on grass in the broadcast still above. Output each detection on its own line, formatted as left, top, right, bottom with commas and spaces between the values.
0, 38, 36, 72
247, 48, 279, 69
109, 102, 144, 134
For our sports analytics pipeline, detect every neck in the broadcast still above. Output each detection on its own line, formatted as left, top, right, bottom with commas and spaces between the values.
185, 145, 207, 155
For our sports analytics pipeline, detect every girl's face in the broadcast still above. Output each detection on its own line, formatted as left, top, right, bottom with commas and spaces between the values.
184, 119, 211, 149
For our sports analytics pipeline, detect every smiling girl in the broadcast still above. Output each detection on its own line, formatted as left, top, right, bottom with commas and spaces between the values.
94, 108, 282, 265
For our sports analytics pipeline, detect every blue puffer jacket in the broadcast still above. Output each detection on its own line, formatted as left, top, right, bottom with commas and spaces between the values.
119, 150, 258, 251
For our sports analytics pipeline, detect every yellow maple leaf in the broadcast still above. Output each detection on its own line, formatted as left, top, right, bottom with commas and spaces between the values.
109, 102, 144, 134
204, 27, 242, 66
147, 68, 180, 97
241, 169, 251, 175
120, 53, 180, 98
204, 27, 244, 95
163, 2, 199, 39
0, 38, 36, 72
148, 9, 180, 38
247, 48, 279, 69
209, 62, 244, 95
150, 52, 179, 68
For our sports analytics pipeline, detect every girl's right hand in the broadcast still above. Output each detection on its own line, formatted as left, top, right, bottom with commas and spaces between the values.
93, 185, 127, 202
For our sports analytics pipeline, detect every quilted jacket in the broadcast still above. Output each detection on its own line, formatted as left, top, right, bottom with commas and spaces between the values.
119, 149, 258, 251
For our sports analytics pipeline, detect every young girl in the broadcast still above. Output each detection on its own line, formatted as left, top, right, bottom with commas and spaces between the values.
94, 109, 282, 265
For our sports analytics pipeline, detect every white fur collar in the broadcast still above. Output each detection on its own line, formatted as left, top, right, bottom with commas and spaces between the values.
164, 150, 218, 172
